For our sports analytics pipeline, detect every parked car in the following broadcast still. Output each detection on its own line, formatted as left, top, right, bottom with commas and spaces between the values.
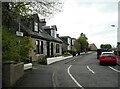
97, 48, 108, 59
99, 52, 117, 65
97, 49, 102, 59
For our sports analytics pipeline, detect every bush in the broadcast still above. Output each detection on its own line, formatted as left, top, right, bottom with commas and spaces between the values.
54, 54, 62, 57
2, 27, 34, 63
38, 55, 47, 65
63, 50, 76, 56
2, 27, 19, 62
20, 36, 34, 62
63, 52, 71, 57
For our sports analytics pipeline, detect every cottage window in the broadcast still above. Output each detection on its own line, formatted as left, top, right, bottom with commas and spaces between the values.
56, 44, 60, 53
35, 40, 40, 54
34, 22, 38, 32
40, 41, 43, 54
51, 30, 56, 38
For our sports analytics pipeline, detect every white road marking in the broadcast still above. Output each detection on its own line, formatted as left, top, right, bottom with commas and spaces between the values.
108, 66, 120, 73
87, 66, 95, 74
52, 71, 57, 87
67, 65, 84, 89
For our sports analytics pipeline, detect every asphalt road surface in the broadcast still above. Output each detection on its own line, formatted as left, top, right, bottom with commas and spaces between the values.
13, 52, 120, 89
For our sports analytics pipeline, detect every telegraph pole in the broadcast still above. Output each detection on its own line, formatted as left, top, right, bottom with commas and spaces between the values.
16, 17, 23, 62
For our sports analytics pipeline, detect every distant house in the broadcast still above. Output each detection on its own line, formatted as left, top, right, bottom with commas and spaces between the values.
88, 43, 97, 51
71, 38, 77, 52
59, 36, 72, 52
9, 14, 63, 62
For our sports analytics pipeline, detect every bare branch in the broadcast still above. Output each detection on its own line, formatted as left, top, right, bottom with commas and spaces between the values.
28, 0, 64, 19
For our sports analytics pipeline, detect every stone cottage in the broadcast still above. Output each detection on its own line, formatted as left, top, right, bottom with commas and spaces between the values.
23, 14, 63, 62
8, 14, 63, 62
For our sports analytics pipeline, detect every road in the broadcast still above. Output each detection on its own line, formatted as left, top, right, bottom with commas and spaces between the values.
13, 52, 120, 88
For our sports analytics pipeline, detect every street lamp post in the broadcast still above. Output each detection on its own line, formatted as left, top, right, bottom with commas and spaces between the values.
111, 25, 120, 57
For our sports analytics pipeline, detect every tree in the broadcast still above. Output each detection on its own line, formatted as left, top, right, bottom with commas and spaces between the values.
28, 0, 64, 19
73, 40, 80, 52
100, 44, 112, 49
77, 33, 89, 52
2, 1, 63, 27
2, 2, 31, 26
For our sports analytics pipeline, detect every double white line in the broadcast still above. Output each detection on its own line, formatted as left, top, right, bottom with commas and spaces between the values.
67, 65, 84, 89
87, 66, 95, 74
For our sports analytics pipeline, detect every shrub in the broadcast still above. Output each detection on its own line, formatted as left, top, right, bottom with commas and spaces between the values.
20, 36, 34, 62
63, 52, 71, 57
63, 50, 76, 55
2, 27, 19, 62
2, 27, 34, 63
38, 55, 47, 65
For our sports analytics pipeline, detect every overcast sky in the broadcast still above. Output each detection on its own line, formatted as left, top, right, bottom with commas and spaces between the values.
47, 0, 119, 48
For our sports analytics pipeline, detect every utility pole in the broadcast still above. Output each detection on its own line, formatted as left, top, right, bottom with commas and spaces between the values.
16, 17, 23, 62
111, 25, 120, 57
18, 18, 20, 62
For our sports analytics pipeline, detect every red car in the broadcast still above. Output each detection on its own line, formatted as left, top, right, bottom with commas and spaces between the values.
99, 52, 117, 65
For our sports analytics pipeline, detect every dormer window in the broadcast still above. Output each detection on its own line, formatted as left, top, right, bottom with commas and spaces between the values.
34, 22, 38, 32
51, 29, 57, 38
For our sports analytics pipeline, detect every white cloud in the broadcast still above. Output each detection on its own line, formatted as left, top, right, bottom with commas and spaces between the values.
47, 0, 119, 48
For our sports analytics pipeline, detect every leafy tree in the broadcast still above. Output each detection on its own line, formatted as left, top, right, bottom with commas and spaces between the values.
100, 44, 112, 49
73, 40, 81, 52
2, 2, 31, 27
78, 33, 89, 52
2, 1, 63, 27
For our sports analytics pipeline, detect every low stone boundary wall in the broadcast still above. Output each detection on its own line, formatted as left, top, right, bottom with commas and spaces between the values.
47, 56, 72, 64
2, 62, 24, 87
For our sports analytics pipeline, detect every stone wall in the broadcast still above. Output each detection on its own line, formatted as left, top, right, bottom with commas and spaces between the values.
2, 62, 24, 87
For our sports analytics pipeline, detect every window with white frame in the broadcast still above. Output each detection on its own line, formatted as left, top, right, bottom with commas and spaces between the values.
34, 22, 38, 32
35, 40, 44, 54
40, 41, 43, 54
35, 40, 40, 54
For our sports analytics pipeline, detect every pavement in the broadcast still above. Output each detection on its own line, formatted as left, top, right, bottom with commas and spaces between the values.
47, 51, 93, 65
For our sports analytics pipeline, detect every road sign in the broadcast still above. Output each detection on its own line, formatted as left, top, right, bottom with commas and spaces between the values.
16, 31, 23, 37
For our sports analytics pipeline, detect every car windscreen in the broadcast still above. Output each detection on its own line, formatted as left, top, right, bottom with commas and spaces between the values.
102, 53, 113, 57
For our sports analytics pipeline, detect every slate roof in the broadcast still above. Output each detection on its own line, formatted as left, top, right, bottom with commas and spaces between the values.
20, 23, 63, 43
14, 16, 62, 43
59, 36, 69, 45
10, 13, 63, 43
